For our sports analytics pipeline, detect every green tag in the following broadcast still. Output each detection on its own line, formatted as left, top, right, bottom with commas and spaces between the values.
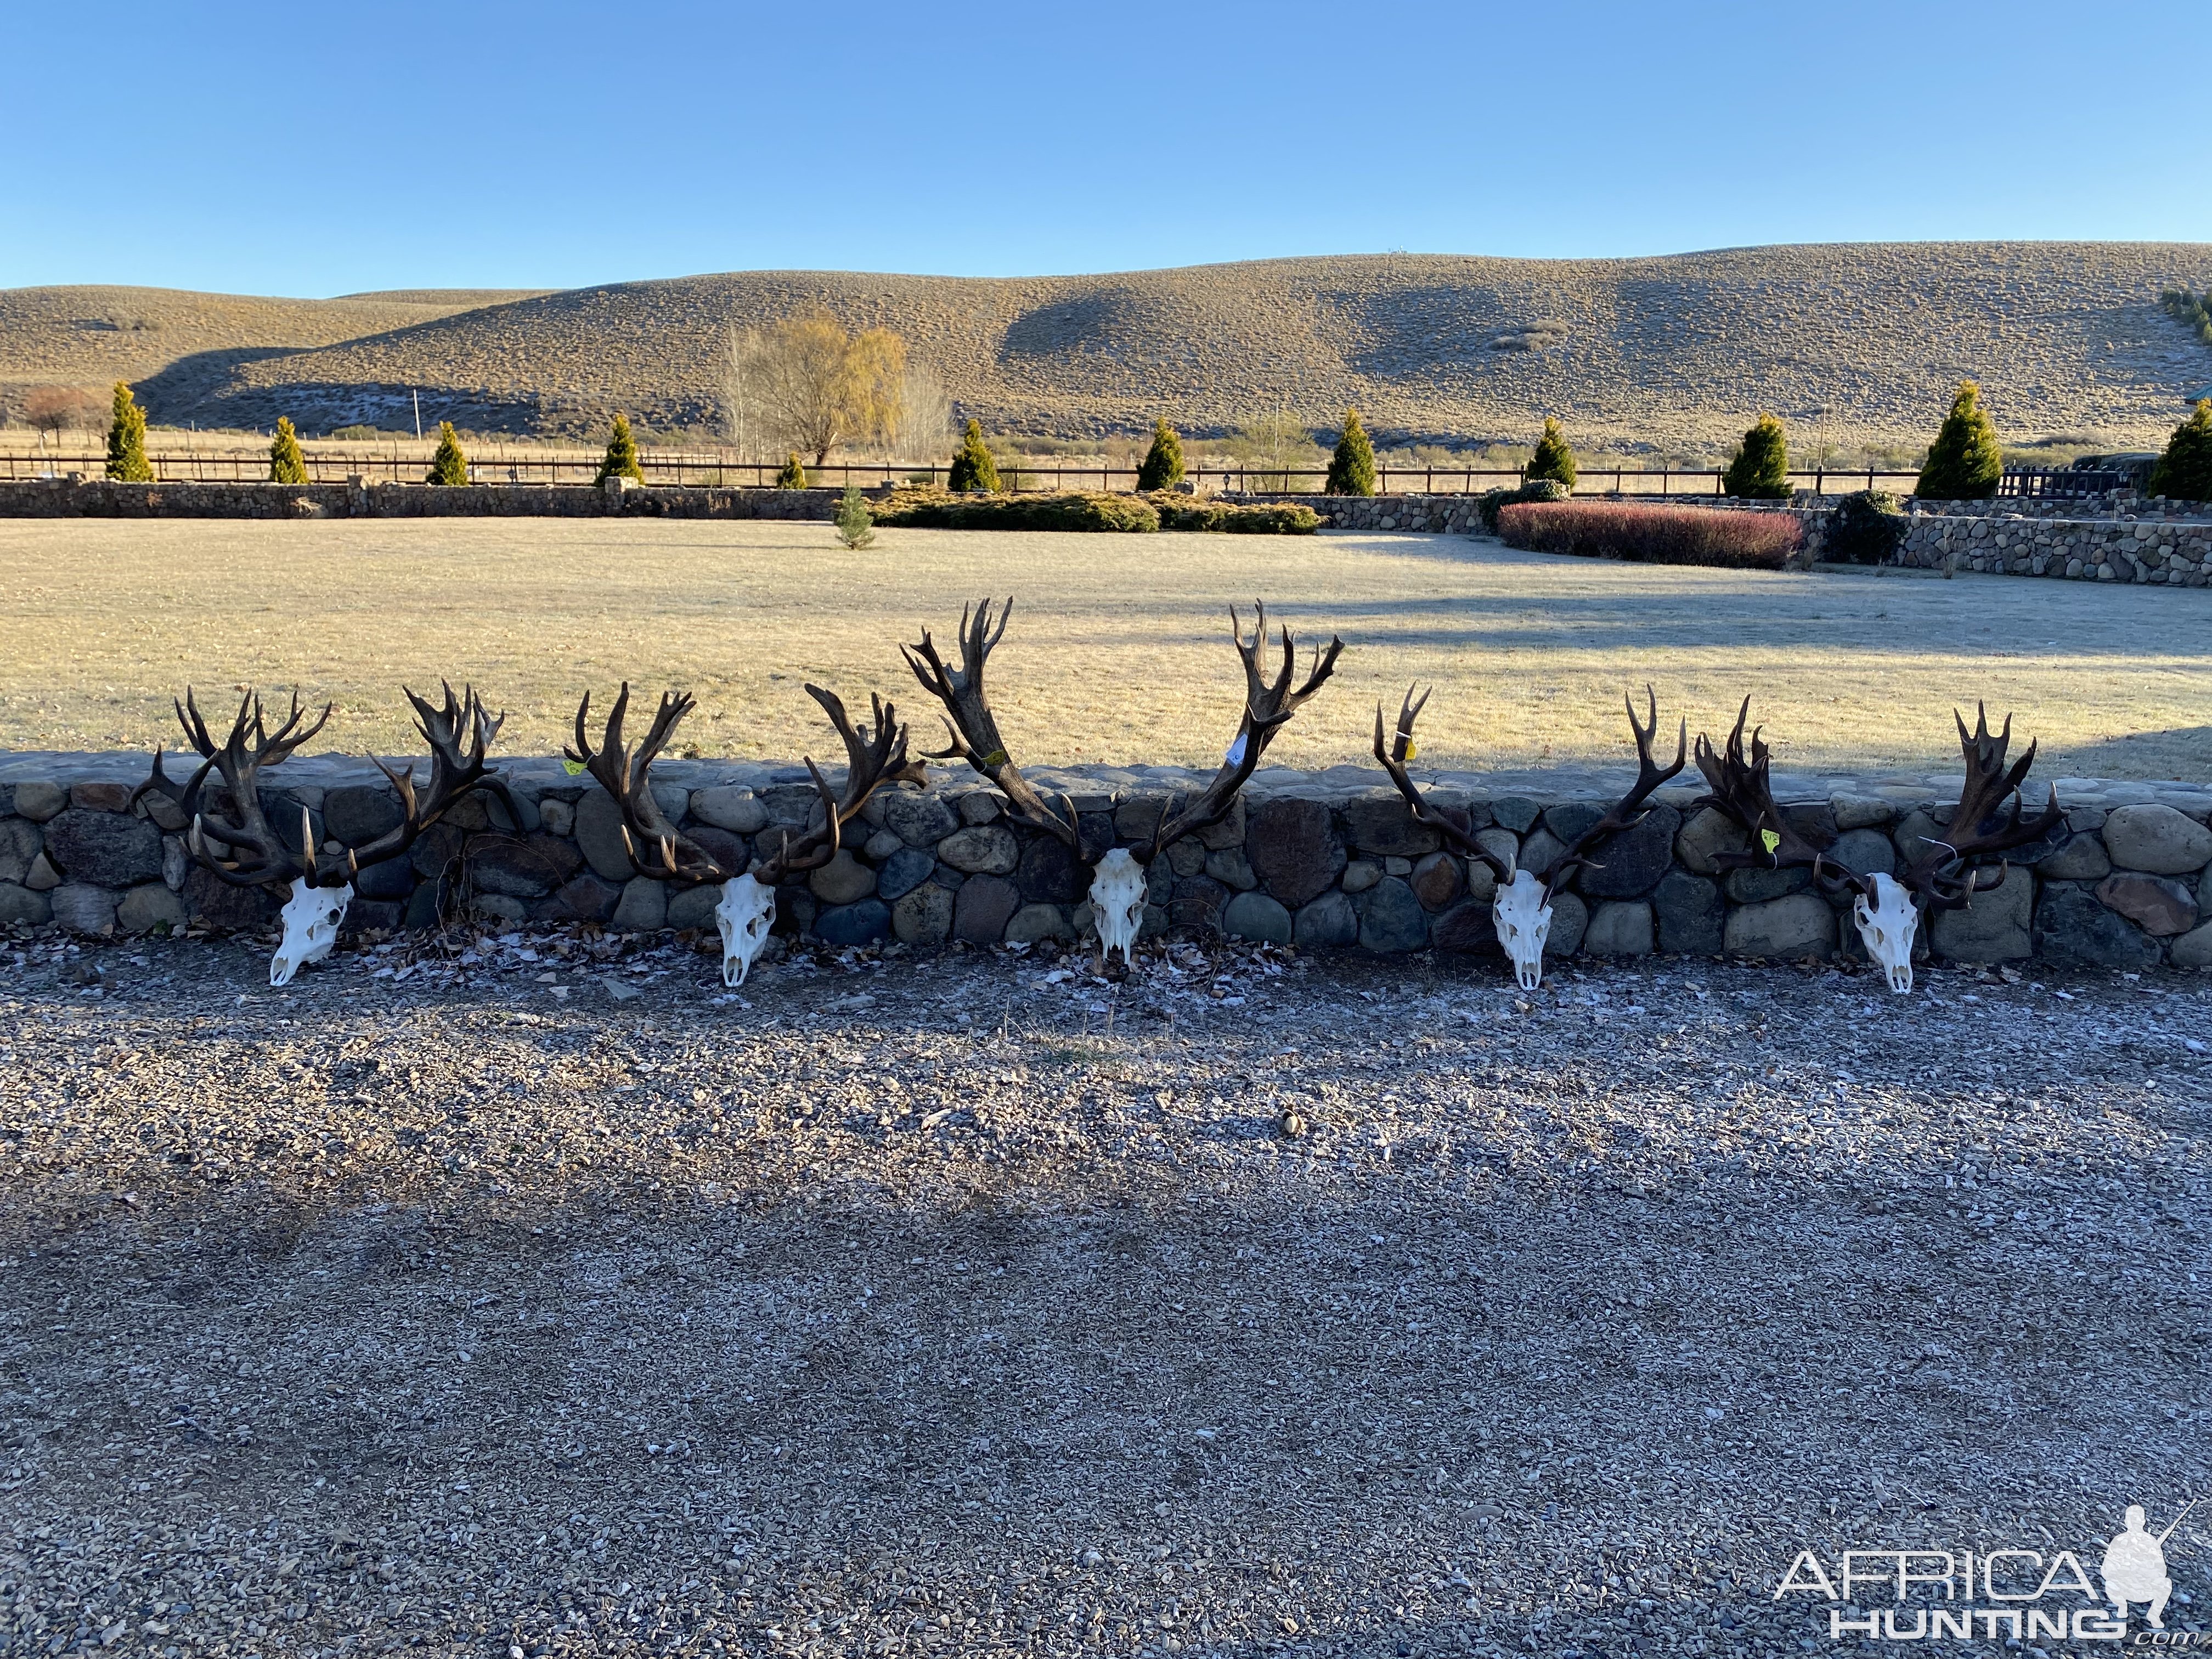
1759, 828, 1781, 855
979, 748, 1008, 768
561, 756, 587, 776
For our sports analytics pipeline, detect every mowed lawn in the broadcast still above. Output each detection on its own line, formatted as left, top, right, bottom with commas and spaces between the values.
1, 517, 2208, 780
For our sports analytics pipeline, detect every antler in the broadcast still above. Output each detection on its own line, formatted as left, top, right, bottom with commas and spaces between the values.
1537, 686, 1686, 898
567, 682, 922, 885
136, 682, 513, 890
1370, 687, 1514, 881
902, 598, 1082, 850
1900, 704, 2064, 910
1691, 697, 1857, 889
134, 688, 341, 888
1147, 603, 1345, 858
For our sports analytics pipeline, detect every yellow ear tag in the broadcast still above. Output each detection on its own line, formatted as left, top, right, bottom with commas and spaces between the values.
1403, 741, 1419, 761
561, 757, 587, 776
1759, 828, 1781, 854
979, 748, 1008, 768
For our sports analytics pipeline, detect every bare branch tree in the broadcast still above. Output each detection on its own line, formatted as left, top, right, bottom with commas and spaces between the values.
720, 326, 757, 460
894, 362, 952, 462
22, 385, 104, 442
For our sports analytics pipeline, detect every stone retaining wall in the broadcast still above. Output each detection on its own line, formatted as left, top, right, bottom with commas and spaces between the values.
1897, 512, 2212, 585
4, 755, 2209, 973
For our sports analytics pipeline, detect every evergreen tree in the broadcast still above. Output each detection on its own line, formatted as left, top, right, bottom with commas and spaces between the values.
1723, 412, 1791, 499
2148, 399, 2212, 501
835, 486, 876, 550
1136, 418, 1186, 492
1526, 417, 1577, 490
1324, 410, 1376, 496
596, 413, 644, 484
775, 452, 808, 489
105, 382, 153, 482
268, 416, 309, 484
1915, 381, 2002, 500
425, 422, 470, 486
946, 419, 1001, 492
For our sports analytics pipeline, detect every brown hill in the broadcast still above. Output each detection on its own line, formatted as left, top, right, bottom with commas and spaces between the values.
0, 284, 546, 424
7, 247, 2210, 450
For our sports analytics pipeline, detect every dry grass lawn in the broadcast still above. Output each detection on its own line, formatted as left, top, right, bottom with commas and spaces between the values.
1, 518, 2207, 781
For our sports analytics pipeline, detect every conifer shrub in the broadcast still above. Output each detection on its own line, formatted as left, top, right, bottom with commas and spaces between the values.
1915, 381, 2002, 500
1824, 490, 1908, 564
1526, 417, 1577, 489
1497, 501, 1801, 571
946, 420, 1001, 492
597, 413, 644, 484
775, 453, 808, 489
1324, 410, 1376, 495
268, 416, 309, 485
105, 382, 153, 482
425, 422, 470, 486
1723, 413, 1791, 499
835, 486, 877, 549
872, 488, 1157, 532
1136, 419, 1186, 492
2148, 399, 2212, 501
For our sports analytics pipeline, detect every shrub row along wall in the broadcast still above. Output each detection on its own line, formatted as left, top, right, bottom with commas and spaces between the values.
0, 479, 840, 521
4, 757, 2211, 972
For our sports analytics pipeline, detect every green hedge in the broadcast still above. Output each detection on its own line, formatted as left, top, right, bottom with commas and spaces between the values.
872, 488, 1160, 532
1149, 495, 1320, 534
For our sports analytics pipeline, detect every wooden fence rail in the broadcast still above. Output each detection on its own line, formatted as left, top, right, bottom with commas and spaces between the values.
0, 452, 1936, 496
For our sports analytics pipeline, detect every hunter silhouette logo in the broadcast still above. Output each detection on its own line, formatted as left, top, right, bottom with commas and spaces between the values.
2104, 1502, 2193, 1629
1773, 1499, 2199, 1643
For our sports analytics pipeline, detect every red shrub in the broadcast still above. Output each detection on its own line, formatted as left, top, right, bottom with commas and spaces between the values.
1496, 501, 1803, 571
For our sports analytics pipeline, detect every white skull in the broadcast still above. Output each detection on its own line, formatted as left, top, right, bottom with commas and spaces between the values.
1491, 867, 1553, 991
715, 873, 777, 988
1853, 871, 1920, 994
272, 881, 351, 988
1088, 848, 1147, 967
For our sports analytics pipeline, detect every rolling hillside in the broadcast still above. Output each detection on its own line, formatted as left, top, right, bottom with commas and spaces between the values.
5, 246, 2210, 451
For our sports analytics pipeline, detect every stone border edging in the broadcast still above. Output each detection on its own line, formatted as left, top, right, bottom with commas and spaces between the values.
4, 754, 2208, 972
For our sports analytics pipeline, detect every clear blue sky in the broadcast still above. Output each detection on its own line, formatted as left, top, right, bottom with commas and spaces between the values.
5, 1, 2207, 295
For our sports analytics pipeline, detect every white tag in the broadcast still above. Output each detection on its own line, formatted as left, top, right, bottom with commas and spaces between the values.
1224, 731, 1249, 767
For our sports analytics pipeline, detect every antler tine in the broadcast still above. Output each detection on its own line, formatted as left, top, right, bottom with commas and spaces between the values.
1367, 686, 1510, 877
1692, 695, 1838, 882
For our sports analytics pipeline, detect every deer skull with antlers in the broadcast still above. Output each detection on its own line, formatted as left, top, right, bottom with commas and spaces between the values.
903, 598, 1342, 969
1691, 699, 2062, 993
1375, 685, 1686, 990
134, 683, 512, 986
566, 682, 923, 989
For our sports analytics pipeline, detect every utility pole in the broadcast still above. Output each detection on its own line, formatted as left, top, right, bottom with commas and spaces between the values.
413, 391, 423, 442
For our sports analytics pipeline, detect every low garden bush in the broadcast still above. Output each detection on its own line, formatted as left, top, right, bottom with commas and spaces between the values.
1476, 477, 1569, 534
1149, 495, 1320, 534
1497, 500, 1803, 571
871, 488, 1160, 532
1824, 489, 1907, 563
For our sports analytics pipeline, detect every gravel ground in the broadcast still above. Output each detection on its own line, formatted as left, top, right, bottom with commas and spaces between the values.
2, 927, 2208, 1659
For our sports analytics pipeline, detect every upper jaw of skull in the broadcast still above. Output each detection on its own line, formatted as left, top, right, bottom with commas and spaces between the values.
271, 880, 352, 988
1088, 848, 1146, 967
1491, 868, 1553, 991
1853, 871, 1919, 994
715, 873, 777, 988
